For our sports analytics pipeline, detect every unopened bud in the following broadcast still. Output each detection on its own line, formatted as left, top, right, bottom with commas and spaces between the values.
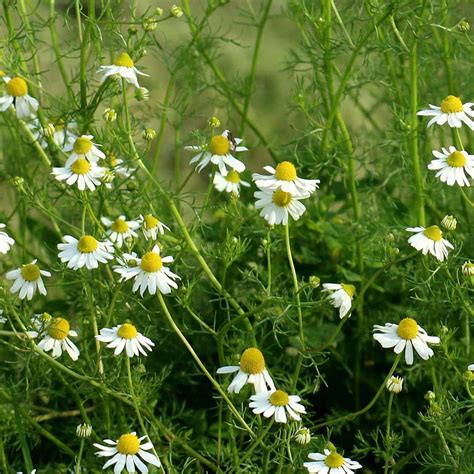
170, 5, 183, 17
462, 261, 474, 276
127, 180, 138, 192
102, 170, 115, 184
43, 122, 56, 138
386, 232, 395, 242
137, 48, 147, 59
135, 87, 150, 101
76, 423, 92, 438
309, 276, 320, 288
441, 215, 457, 231
208, 116, 221, 128
143, 17, 158, 31
294, 427, 311, 445
424, 390, 436, 401
458, 20, 470, 32
143, 128, 156, 141
386, 375, 403, 394
12, 176, 25, 191
103, 108, 117, 123
155, 7, 164, 16
464, 369, 474, 382
128, 26, 138, 36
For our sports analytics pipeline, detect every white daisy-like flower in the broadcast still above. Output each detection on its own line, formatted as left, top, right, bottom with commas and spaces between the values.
97, 52, 148, 88
113, 244, 179, 296
110, 156, 136, 179
217, 347, 276, 394
213, 169, 250, 196
0, 77, 38, 118
51, 119, 78, 149
96, 323, 155, 357
94, 432, 161, 474
386, 375, 404, 394
417, 95, 474, 129
35, 317, 80, 361
185, 130, 247, 175
52, 158, 106, 191
373, 317, 440, 365
101, 216, 139, 248
58, 235, 114, 270
0, 223, 15, 254
254, 188, 307, 225
468, 364, 474, 371
249, 389, 306, 424
406, 225, 453, 262
138, 214, 170, 240
252, 161, 320, 197
294, 427, 311, 445
6, 260, 51, 300
321, 283, 355, 319
64, 135, 106, 166
304, 449, 362, 473
76, 423, 93, 439
428, 146, 474, 186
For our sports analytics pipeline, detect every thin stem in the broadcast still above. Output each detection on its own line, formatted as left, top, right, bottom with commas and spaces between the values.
266, 229, 272, 295
384, 392, 394, 474
240, 419, 274, 465
75, 438, 85, 474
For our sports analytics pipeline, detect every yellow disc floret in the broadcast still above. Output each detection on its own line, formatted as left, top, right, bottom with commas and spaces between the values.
71, 158, 91, 175
117, 323, 138, 339
111, 218, 129, 233
423, 225, 442, 242
20, 263, 40, 281
140, 251, 163, 272
77, 235, 99, 253
447, 151, 467, 168
275, 161, 297, 181
225, 170, 241, 183
397, 317, 419, 340
114, 52, 134, 68
144, 214, 159, 229
269, 390, 289, 407
325, 452, 345, 468
47, 317, 70, 340
239, 347, 265, 374
6, 77, 28, 97
209, 135, 230, 155
341, 283, 356, 299
116, 433, 140, 455
73, 137, 93, 155
440, 95, 463, 114
272, 189, 292, 207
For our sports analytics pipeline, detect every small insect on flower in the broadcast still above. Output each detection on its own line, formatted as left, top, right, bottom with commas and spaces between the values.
52, 158, 106, 192
64, 135, 106, 166
101, 216, 140, 248
254, 188, 307, 225
213, 169, 250, 196
304, 448, 362, 473
373, 317, 440, 365
217, 347, 276, 394
58, 235, 114, 270
428, 146, 474, 187
113, 244, 179, 296
6, 260, 51, 300
0, 223, 15, 254
185, 130, 247, 176
417, 95, 474, 129
35, 317, 80, 361
386, 375, 404, 394
97, 52, 149, 88
0, 77, 38, 118
249, 389, 306, 423
96, 323, 155, 357
139, 214, 170, 240
406, 225, 453, 262
94, 432, 161, 473
321, 283, 355, 319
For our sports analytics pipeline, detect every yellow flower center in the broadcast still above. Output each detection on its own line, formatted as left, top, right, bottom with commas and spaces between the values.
20, 263, 41, 281
114, 52, 134, 68
209, 135, 230, 155
440, 95, 463, 113
6, 77, 28, 97
0, 70, 5, 77
53, 118, 65, 130
341, 283, 355, 299
144, 214, 159, 229
275, 161, 297, 181
111, 218, 129, 233
272, 189, 292, 207
116, 433, 140, 455
71, 158, 91, 175
325, 452, 345, 468
140, 251, 163, 272
447, 151, 466, 168
225, 170, 241, 183
239, 347, 265, 374
77, 235, 99, 253
397, 317, 419, 340
269, 390, 289, 407
117, 323, 138, 339
423, 225, 442, 242
47, 317, 70, 340
73, 137, 93, 155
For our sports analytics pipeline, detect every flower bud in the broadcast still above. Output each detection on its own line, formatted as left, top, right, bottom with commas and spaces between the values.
309, 276, 320, 288
462, 261, 474, 276
137, 48, 147, 59
103, 108, 117, 123
135, 87, 150, 101
386, 232, 395, 242
143, 17, 158, 31
76, 423, 92, 439
458, 20, 470, 32
43, 122, 56, 138
170, 5, 183, 17
155, 7, 164, 16
143, 128, 156, 141
137, 363, 147, 373
441, 215, 457, 231
12, 176, 25, 191
127, 180, 138, 192
102, 170, 115, 184
464, 369, 474, 382
386, 375, 403, 394
128, 26, 138, 36
208, 116, 221, 128
294, 427, 311, 445
424, 390, 436, 401
285, 346, 299, 357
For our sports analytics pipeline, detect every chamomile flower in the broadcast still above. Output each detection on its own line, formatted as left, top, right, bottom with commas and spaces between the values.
0, 77, 38, 118
139, 214, 170, 240
322, 283, 355, 319
217, 347, 276, 394
52, 158, 106, 191
97, 52, 148, 88
249, 389, 306, 423
110, 155, 136, 179
406, 225, 453, 261
294, 427, 311, 445
468, 364, 474, 371
96, 323, 155, 357
94, 432, 161, 473
417, 95, 474, 129
50, 118, 78, 149
185, 130, 247, 175
0, 223, 15, 254
58, 235, 114, 270
252, 161, 320, 197
113, 244, 179, 296
36, 317, 80, 361
373, 318, 440, 365
64, 135, 106, 166
386, 375, 404, 394
213, 169, 250, 196
254, 188, 307, 225
6, 260, 51, 300
101, 216, 139, 248
304, 449, 362, 473
428, 146, 474, 186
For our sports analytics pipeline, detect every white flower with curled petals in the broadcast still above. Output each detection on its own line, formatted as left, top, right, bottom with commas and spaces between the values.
322, 283, 355, 319
406, 225, 453, 261
97, 52, 148, 88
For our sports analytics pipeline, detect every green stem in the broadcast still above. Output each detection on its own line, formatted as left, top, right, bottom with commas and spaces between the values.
75, 438, 85, 474
240, 419, 274, 465
384, 392, 394, 474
